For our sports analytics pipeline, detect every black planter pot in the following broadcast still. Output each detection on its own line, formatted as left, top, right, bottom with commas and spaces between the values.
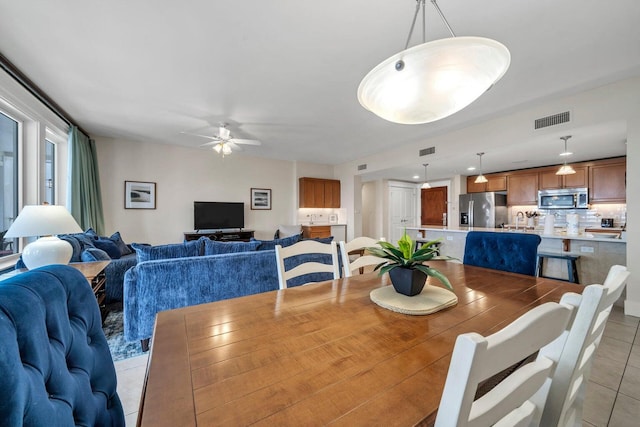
388, 268, 428, 296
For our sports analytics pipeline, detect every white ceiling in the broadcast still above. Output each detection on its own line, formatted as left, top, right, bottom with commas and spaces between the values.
0, 0, 638, 182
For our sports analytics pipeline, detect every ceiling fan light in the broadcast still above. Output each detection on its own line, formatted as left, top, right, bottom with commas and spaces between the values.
421, 182, 431, 189
213, 144, 223, 153
474, 174, 488, 184
222, 144, 232, 155
357, 37, 510, 124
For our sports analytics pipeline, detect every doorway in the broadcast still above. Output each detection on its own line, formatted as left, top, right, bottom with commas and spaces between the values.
421, 186, 448, 226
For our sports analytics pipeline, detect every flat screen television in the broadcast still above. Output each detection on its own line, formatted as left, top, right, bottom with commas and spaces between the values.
194, 201, 244, 230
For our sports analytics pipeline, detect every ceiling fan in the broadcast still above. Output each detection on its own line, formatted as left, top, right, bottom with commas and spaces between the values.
185, 123, 261, 156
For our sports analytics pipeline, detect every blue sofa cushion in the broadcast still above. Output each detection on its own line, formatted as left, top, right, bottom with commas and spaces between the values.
109, 231, 133, 256
255, 233, 301, 251
203, 238, 261, 255
132, 237, 205, 263
463, 231, 542, 276
93, 238, 122, 259
81, 247, 111, 262
303, 236, 334, 244
0, 265, 125, 425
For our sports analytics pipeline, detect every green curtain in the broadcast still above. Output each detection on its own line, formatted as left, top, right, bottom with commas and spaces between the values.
67, 126, 105, 235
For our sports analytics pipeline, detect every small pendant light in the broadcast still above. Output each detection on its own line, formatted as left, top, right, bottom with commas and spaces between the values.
556, 136, 576, 175
474, 153, 488, 183
421, 163, 431, 189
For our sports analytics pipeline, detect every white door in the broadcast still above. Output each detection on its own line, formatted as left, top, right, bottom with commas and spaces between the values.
389, 185, 417, 244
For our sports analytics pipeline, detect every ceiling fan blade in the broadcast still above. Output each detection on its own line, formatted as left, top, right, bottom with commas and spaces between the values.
227, 141, 243, 151
199, 141, 221, 147
181, 131, 221, 141
230, 138, 261, 146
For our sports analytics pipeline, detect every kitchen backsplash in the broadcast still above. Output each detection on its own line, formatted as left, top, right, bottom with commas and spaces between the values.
297, 208, 346, 224
509, 204, 627, 229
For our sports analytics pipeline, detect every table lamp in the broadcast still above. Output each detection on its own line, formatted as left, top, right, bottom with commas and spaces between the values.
4, 205, 83, 270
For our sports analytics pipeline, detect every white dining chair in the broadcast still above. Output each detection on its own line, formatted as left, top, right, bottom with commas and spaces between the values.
338, 236, 386, 277
533, 265, 630, 427
435, 301, 575, 427
275, 239, 340, 290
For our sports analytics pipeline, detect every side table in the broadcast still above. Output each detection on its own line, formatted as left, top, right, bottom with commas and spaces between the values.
1, 261, 110, 322
69, 261, 111, 321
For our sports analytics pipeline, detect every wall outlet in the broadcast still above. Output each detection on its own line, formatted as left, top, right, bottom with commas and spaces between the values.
446, 236, 454, 241
580, 246, 595, 253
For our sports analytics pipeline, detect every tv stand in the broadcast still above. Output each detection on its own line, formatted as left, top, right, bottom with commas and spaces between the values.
184, 230, 255, 242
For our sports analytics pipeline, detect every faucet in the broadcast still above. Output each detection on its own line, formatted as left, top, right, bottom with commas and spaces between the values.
515, 211, 525, 230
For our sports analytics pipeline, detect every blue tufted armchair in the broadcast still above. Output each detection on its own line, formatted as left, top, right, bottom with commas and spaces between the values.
463, 231, 542, 276
0, 265, 124, 426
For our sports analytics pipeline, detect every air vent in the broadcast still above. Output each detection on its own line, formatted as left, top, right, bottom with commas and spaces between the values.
534, 111, 571, 130
357, 164, 367, 171
419, 147, 436, 156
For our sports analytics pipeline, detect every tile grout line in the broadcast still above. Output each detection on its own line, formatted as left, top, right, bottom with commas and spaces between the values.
606, 316, 640, 426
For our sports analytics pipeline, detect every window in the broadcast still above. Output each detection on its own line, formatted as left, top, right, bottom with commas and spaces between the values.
1, 111, 18, 257
44, 139, 55, 205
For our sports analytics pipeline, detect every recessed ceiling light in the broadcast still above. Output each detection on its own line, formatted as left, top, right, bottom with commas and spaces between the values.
413, 175, 420, 179
467, 166, 476, 171
559, 151, 573, 156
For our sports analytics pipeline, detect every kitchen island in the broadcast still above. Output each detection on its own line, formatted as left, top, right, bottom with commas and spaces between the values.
406, 225, 626, 286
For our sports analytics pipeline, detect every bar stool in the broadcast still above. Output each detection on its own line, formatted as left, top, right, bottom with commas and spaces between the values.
537, 252, 580, 284
415, 239, 441, 255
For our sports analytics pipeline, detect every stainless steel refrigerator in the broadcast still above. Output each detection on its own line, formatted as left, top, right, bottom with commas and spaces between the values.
459, 192, 508, 228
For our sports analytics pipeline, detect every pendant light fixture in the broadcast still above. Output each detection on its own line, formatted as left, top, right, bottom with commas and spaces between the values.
357, 0, 510, 125
421, 163, 431, 188
474, 152, 488, 184
556, 135, 576, 175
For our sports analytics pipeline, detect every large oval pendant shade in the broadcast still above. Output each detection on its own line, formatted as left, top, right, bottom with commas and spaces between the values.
357, 36, 510, 124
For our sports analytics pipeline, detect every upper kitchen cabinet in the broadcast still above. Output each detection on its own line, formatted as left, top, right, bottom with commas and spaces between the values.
507, 172, 538, 205
589, 159, 626, 203
538, 165, 588, 189
466, 174, 507, 193
299, 177, 341, 208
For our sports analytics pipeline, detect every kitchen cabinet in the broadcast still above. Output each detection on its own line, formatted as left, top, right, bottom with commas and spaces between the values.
466, 174, 506, 193
299, 178, 341, 208
302, 225, 331, 239
539, 165, 588, 189
507, 172, 538, 205
589, 160, 626, 203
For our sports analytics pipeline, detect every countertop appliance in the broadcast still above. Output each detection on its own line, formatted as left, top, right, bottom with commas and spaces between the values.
601, 218, 614, 228
459, 192, 508, 228
538, 188, 588, 209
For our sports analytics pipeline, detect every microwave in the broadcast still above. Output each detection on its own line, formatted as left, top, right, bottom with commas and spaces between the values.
538, 188, 588, 209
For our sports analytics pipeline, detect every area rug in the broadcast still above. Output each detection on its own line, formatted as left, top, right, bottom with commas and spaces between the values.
102, 306, 145, 361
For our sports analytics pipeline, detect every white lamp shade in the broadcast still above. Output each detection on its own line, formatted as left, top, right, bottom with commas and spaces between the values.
358, 37, 510, 124
21, 236, 73, 270
4, 205, 82, 238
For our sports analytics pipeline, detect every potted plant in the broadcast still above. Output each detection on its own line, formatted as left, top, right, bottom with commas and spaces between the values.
366, 232, 453, 296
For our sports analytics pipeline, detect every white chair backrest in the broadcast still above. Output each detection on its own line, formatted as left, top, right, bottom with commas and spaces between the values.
535, 264, 630, 427
338, 236, 385, 277
275, 240, 340, 290
435, 301, 574, 427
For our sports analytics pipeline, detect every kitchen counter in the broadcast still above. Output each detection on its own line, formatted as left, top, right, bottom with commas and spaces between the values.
406, 225, 625, 285
405, 225, 626, 243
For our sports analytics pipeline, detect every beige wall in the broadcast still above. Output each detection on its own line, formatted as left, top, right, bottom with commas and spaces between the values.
95, 137, 295, 244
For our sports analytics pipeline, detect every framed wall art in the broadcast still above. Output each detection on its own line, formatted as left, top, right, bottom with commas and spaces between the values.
250, 188, 271, 210
125, 181, 156, 209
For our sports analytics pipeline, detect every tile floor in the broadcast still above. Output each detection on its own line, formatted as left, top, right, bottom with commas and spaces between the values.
114, 305, 640, 426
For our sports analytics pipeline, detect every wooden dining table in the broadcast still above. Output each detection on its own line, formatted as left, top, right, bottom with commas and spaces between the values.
136, 261, 583, 426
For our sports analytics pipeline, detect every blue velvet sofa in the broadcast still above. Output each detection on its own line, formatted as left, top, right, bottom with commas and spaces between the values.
123, 234, 338, 347
463, 231, 542, 276
0, 265, 125, 426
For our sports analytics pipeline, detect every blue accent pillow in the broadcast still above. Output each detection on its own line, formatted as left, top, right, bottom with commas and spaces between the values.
132, 237, 205, 263
255, 233, 302, 251
58, 235, 83, 262
203, 239, 261, 255
109, 231, 133, 256
81, 247, 111, 262
84, 228, 99, 239
67, 232, 96, 249
94, 238, 122, 259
